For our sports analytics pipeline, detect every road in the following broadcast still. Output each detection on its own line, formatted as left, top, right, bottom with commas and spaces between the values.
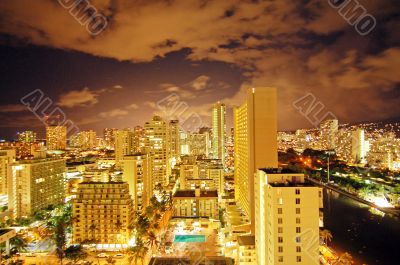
20, 253, 131, 265
307, 177, 400, 217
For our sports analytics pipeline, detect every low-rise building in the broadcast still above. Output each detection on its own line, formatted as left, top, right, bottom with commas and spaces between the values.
173, 189, 218, 219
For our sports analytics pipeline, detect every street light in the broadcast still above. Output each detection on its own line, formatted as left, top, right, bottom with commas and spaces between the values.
325, 150, 335, 184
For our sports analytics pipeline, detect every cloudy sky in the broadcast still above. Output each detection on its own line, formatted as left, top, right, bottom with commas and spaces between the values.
0, 0, 399, 139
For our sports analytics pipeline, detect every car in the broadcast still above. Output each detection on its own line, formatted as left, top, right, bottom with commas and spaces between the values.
114, 253, 124, 259
26, 252, 37, 257
96, 253, 108, 258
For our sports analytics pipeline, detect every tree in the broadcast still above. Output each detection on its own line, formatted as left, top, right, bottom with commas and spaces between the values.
65, 245, 87, 264
48, 203, 72, 265
146, 230, 159, 252
106, 256, 116, 264
320, 229, 333, 246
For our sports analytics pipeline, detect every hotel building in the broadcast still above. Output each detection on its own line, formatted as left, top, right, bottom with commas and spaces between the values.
72, 181, 134, 246
234, 87, 278, 231
9, 158, 66, 218
255, 169, 323, 265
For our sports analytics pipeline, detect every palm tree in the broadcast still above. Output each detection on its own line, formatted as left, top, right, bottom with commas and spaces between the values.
89, 223, 97, 241
336, 252, 354, 264
65, 245, 87, 264
126, 246, 135, 265
320, 229, 333, 246
106, 256, 116, 264
146, 230, 159, 252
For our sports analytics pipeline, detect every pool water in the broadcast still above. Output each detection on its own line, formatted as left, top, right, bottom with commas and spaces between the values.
174, 234, 206, 243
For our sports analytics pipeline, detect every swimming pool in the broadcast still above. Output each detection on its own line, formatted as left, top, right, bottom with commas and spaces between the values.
174, 234, 206, 243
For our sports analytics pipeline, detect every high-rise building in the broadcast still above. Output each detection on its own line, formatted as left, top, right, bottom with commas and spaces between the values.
188, 133, 210, 157
320, 119, 338, 150
212, 102, 226, 165
72, 181, 134, 246
234, 87, 278, 230
115, 129, 133, 167
9, 158, 66, 218
255, 169, 323, 265
144, 116, 169, 187
351, 128, 369, 163
133, 126, 145, 153
168, 120, 180, 173
17, 131, 37, 143
75, 130, 97, 150
122, 154, 152, 212
46, 125, 67, 150
180, 131, 190, 156
104, 128, 118, 149
0, 149, 16, 195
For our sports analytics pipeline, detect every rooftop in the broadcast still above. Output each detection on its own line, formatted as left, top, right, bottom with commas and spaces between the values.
260, 167, 302, 174
174, 189, 218, 198
238, 235, 255, 246
269, 181, 315, 188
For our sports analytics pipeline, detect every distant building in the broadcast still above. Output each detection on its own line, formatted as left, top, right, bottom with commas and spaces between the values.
351, 128, 369, 163
114, 129, 134, 167
320, 119, 338, 150
122, 154, 152, 212
255, 169, 323, 265
9, 158, 66, 218
46, 125, 67, 150
72, 130, 97, 150
173, 189, 218, 219
179, 158, 223, 194
72, 181, 134, 246
17, 131, 37, 143
212, 102, 226, 165
103, 128, 118, 150
188, 132, 210, 157
234, 87, 278, 231
168, 120, 180, 161
133, 126, 145, 153
180, 131, 190, 156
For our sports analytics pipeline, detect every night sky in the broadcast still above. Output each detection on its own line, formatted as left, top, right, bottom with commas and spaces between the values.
0, 0, 399, 139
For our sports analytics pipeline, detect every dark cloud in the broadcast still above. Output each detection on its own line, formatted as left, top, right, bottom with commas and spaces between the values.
0, 0, 399, 135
